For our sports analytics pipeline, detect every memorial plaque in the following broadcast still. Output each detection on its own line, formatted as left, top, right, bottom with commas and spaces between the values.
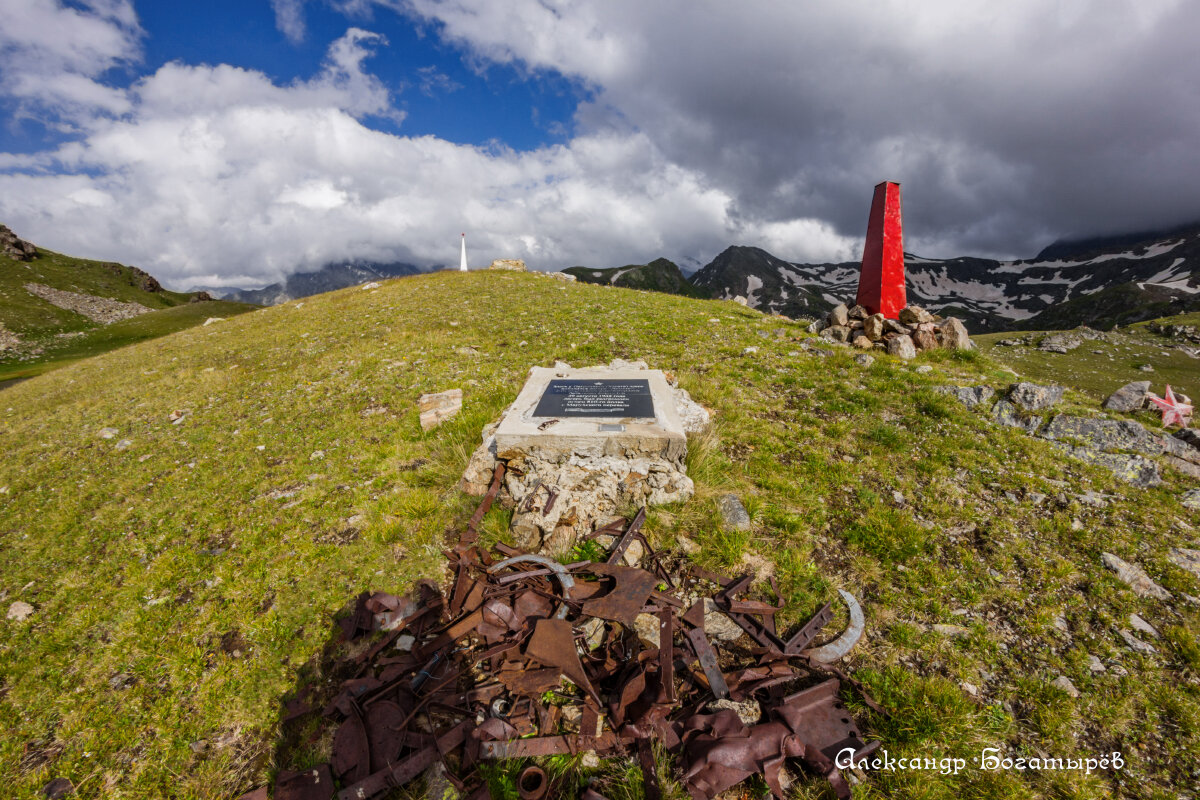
533, 379, 655, 418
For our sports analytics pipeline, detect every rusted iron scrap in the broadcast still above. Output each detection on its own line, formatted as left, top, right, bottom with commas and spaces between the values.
249, 468, 881, 800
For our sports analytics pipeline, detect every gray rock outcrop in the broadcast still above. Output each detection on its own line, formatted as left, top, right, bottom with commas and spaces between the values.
1102, 381, 1151, 412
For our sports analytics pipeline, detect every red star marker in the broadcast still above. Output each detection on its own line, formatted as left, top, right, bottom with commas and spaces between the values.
1148, 384, 1193, 428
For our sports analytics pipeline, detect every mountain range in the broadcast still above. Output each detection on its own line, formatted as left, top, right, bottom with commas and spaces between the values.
688, 223, 1200, 332
209, 260, 425, 305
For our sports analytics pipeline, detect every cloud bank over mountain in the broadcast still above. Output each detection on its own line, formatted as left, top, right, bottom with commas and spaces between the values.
2, 0, 1199, 286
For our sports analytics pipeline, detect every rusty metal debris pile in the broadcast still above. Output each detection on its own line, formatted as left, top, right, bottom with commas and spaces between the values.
251, 466, 881, 800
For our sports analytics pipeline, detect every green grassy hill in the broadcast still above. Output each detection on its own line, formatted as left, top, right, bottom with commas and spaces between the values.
2, 271, 1198, 799
1, 245, 258, 383
976, 313, 1200, 403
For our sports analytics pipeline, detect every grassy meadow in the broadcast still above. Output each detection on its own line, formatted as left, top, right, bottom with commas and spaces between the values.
1, 270, 1198, 799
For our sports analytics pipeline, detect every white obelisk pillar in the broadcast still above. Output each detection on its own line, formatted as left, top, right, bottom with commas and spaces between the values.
459, 233, 468, 272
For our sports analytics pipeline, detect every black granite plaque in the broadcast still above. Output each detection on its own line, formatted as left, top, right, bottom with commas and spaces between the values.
533, 379, 655, 418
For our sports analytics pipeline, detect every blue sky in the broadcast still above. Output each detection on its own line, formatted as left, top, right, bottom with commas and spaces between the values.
2, 1, 1199, 288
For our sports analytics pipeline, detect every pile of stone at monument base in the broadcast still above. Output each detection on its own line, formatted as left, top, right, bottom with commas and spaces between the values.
809, 302, 973, 358
242, 469, 881, 800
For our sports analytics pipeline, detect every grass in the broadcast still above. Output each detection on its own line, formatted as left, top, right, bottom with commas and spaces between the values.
0, 271, 1198, 798
976, 313, 1200, 403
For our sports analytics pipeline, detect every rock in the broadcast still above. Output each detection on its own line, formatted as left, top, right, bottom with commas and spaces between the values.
708, 697, 762, 726
1051, 675, 1080, 698
822, 325, 852, 343
935, 385, 994, 410
912, 328, 939, 351
847, 304, 870, 321
6, 601, 34, 621
938, 318, 972, 350
1064, 446, 1161, 487
1129, 614, 1159, 638
549, 271, 576, 282
742, 346, 758, 355
898, 306, 934, 325
703, 598, 744, 642
1076, 490, 1107, 507
1174, 428, 1200, 450
98, 427, 118, 439
1168, 547, 1200, 579
1182, 490, 1200, 511
992, 400, 1042, 434
202, 317, 224, 326
1164, 455, 1200, 480
932, 623, 971, 637
733, 296, 749, 306
677, 535, 701, 555
360, 281, 381, 290
863, 314, 885, 341
882, 318, 912, 336
418, 389, 462, 431
672, 386, 712, 434
717, 494, 752, 531
41, 778, 73, 800
115, 439, 132, 451
1138, 364, 1154, 372
1038, 333, 1082, 353
887, 334, 917, 360
828, 304, 849, 327
1102, 381, 1152, 412
852, 335, 873, 350
1041, 414, 1164, 456
488, 259, 527, 271
189, 292, 212, 302
1101, 552, 1171, 600
891, 490, 905, 505
1088, 655, 1106, 673
1007, 382, 1064, 412
806, 320, 824, 334
0, 224, 37, 261
854, 354, 875, 367
24, 282, 150, 324
961, 682, 979, 697
1118, 628, 1158, 655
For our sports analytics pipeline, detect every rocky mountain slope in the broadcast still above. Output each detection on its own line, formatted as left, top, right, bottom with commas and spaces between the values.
563, 257, 711, 298
220, 260, 424, 305
2, 270, 1198, 799
689, 224, 1200, 332
0, 226, 255, 382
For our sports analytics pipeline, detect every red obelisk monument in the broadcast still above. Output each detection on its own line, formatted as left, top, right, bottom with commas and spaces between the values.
855, 181, 906, 319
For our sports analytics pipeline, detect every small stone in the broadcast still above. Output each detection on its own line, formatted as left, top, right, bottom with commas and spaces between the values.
418, 388, 462, 431
633, 613, 661, 648
1138, 364, 1154, 372
189, 740, 209, 755
676, 535, 701, 555
742, 346, 758, 355
828, 303, 849, 327
1101, 552, 1171, 600
1181, 490, 1200, 511
1102, 381, 1152, 412
915, 364, 933, 374
1088, 655, 1105, 673
898, 305, 934, 325
580, 751, 601, 768
733, 296, 749, 306
1118, 628, 1158, 655
115, 438, 132, 451
822, 325, 852, 343
912, 328, 940, 351
708, 697, 762, 726
703, 598, 744, 642
309, 450, 325, 461
98, 427, 118, 439
42, 778, 74, 800
854, 353, 875, 367
1168, 547, 1200, 579
1129, 613, 1159, 639
961, 682, 979, 697
863, 314, 885, 340
1007, 382, 1064, 412
394, 634, 416, 652
717, 494, 752, 531
887, 334, 917, 360
6, 601, 34, 621
933, 623, 971, 637
891, 490, 905, 505
1051, 675, 1080, 698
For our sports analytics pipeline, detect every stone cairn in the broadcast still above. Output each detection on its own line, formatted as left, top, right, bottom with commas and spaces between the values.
807, 301, 973, 359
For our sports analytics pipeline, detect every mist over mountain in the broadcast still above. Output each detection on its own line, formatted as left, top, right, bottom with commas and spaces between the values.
218, 261, 426, 305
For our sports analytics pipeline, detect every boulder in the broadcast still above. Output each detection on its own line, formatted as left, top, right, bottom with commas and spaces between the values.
1038, 333, 1082, 353
717, 494, 752, 531
1063, 445, 1161, 487
1102, 381, 1151, 412
935, 386, 995, 410
1182, 489, 1200, 511
828, 303, 849, 327
992, 400, 1043, 434
1041, 414, 1164, 456
887, 334, 917, 359
863, 314, 885, 341
1169, 547, 1200, 579
898, 305, 934, 325
911, 328, 939, 351
1007, 382, 1064, 412
847, 304, 870, 321
418, 389, 463, 431
882, 318, 912, 336
852, 335, 873, 350
1101, 552, 1171, 600
821, 325, 852, 343
938, 317, 972, 350
488, 259, 527, 271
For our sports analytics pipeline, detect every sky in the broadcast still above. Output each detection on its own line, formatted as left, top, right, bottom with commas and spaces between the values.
1, 0, 1199, 289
